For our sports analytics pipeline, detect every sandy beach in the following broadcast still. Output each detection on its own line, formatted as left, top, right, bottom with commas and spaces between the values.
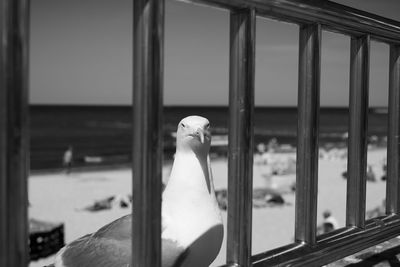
29, 148, 387, 267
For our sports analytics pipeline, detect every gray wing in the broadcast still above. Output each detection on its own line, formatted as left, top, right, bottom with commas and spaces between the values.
57, 215, 132, 267
55, 214, 187, 267
57, 233, 131, 267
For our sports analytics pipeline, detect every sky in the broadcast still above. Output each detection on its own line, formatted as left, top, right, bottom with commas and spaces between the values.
29, 0, 400, 106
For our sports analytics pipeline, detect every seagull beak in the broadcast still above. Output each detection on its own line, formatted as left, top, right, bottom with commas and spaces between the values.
195, 128, 205, 143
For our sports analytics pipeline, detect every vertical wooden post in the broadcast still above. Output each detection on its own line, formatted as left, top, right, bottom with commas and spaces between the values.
346, 35, 370, 228
386, 44, 400, 214
0, 0, 30, 266
295, 23, 321, 245
132, 0, 164, 266
227, 8, 255, 267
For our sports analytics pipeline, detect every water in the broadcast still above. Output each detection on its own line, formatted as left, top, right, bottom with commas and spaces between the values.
30, 105, 388, 170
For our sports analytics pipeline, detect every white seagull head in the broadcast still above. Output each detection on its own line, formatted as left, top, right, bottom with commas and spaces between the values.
176, 115, 211, 155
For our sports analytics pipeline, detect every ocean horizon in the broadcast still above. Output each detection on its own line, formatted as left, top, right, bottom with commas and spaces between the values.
30, 104, 388, 170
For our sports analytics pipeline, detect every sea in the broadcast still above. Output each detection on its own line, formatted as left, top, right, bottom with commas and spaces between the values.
30, 105, 389, 170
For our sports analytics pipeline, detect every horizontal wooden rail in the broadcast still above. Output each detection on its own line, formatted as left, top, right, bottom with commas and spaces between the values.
251, 215, 400, 266
180, 0, 400, 44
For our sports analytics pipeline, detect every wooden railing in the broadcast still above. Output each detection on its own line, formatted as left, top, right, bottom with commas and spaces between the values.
1, 0, 400, 266
0, 0, 30, 266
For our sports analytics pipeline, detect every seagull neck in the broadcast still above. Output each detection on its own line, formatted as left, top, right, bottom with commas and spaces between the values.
168, 151, 212, 194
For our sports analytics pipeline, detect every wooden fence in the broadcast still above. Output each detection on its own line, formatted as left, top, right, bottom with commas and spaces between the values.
1, 0, 400, 266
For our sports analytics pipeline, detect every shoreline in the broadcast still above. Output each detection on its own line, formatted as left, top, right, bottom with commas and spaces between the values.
29, 142, 387, 174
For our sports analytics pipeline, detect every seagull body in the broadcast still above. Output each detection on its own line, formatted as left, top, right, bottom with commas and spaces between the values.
53, 116, 223, 267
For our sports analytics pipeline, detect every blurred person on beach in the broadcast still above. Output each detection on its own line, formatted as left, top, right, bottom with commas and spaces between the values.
63, 145, 73, 174
321, 210, 339, 234
254, 142, 268, 165
381, 157, 387, 181
254, 139, 277, 166
366, 164, 376, 182
267, 137, 279, 153
254, 142, 274, 188
255, 138, 295, 179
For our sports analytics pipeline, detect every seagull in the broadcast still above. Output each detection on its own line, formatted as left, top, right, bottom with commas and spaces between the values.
50, 115, 223, 267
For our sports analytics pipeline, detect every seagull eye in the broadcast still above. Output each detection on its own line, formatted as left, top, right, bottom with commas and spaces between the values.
205, 123, 210, 129
180, 123, 186, 128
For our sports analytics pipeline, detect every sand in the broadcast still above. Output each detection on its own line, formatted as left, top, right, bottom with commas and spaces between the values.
28, 148, 387, 267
